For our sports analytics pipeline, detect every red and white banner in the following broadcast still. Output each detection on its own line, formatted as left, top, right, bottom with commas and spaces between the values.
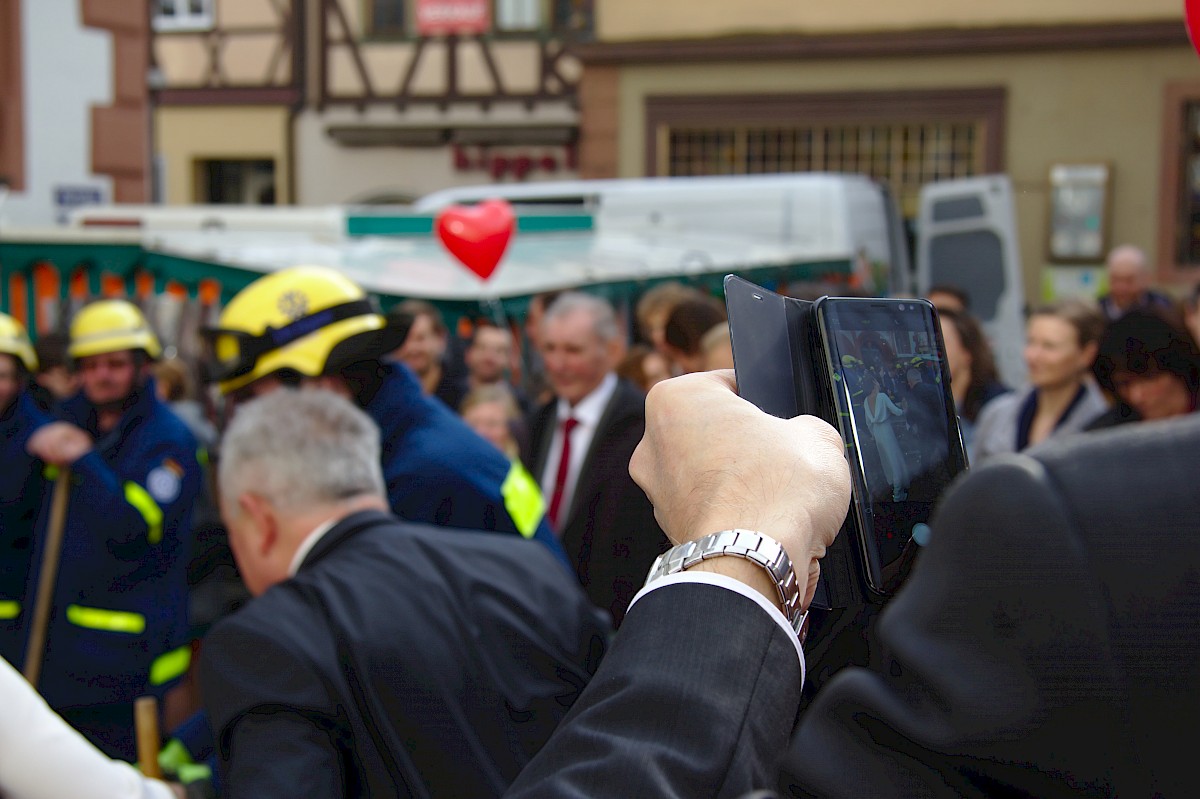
416, 0, 490, 35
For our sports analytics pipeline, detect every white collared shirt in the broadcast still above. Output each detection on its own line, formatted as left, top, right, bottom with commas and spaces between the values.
539, 372, 619, 532
628, 572, 806, 678
287, 518, 340, 577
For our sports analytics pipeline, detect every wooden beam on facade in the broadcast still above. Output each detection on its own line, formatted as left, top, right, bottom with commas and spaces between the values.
573, 20, 1187, 65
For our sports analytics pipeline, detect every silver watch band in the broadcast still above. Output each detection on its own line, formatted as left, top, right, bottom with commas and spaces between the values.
645, 529, 807, 639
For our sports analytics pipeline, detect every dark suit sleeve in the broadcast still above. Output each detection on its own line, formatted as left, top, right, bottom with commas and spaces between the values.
779, 456, 1135, 798
200, 615, 348, 799
505, 583, 802, 799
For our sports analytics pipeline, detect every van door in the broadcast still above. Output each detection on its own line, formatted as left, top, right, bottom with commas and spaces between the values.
916, 174, 1026, 387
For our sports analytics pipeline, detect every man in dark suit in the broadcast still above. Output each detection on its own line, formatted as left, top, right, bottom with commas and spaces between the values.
524, 292, 668, 626
200, 389, 608, 798
506, 370, 1200, 797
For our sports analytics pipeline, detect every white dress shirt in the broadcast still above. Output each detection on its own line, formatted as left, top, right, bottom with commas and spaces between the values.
288, 518, 340, 577
539, 372, 619, 531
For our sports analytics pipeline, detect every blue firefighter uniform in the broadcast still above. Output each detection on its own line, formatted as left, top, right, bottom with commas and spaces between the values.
27, 379, 200, 760
367, 360, 568, 567
0, 391, 50, 666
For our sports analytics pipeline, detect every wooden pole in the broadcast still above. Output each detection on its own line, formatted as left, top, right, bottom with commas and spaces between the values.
135, 695, 162, 778
22, 469, 71, 687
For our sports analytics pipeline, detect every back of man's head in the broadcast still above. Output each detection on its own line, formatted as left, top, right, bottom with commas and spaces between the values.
664, 297, 726, 357
219, 388, 385, 515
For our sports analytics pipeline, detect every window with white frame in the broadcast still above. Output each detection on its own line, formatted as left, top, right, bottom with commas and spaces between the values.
153, 0, 214, 32
496, 0, 541, 31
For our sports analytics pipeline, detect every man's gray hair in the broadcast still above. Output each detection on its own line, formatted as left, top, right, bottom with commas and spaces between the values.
543, 292, 620, 343
1106, 244, 1148, 272
218, 389, 385, 512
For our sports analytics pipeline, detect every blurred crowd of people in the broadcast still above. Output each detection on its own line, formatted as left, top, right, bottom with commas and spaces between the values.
2, 238, 1199, 797
0, 264, 744, 797
932, 244, 1200, 464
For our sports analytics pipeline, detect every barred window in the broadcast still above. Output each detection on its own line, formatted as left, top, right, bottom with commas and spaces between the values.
664, 121, 982, 217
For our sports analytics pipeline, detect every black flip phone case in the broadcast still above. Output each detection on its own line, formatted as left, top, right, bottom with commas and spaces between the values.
723, 275, 865, 609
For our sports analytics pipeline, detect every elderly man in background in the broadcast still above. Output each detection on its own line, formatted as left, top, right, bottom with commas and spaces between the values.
1098, 244, 1173, 321
525, 292, 668, 627
201, 389, 607, 798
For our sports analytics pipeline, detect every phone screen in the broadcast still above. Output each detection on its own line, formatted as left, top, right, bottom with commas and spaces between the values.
815, 298, 967, 593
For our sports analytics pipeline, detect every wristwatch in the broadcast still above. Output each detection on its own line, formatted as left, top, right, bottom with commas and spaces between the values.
645, 529, 808, 640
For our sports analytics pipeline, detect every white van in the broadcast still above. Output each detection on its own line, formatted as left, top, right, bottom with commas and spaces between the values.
414, 173, 914, 297
916, 175, 1026, 387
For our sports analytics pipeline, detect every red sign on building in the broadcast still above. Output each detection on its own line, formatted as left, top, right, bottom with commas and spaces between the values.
416, 0, 491, 35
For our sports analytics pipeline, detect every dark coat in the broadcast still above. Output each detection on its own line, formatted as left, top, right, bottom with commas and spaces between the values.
201, 509, 609, 799
0, 392, 49, 666
525, 378, 668, 626
506, 414, 1200, 798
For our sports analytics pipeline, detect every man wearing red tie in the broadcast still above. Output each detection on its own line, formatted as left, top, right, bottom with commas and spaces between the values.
525, 293, 669, 627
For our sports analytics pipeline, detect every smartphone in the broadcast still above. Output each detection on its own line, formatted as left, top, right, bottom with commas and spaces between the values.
812, 297, 968, 594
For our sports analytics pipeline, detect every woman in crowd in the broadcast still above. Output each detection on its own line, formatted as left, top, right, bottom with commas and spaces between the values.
616, 344, 672, 393
461, 383, 525, 460
155, 356, 218, 451
634, 282, 704, 359
974, 299, 1108, 463
699, 322, 735, 371
937, 308, 1009, 461
1088, 307, 1200, 429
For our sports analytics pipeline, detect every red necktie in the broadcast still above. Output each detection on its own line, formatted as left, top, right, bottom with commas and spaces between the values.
547, 417, 579, 530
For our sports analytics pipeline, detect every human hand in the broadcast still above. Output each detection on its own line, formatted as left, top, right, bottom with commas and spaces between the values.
630, 370, 851, 609
26, 422, 94, 466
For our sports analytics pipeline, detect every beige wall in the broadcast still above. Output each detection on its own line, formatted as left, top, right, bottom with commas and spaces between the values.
217, 0, 284, 28
155, 0, 292, 87
607, 45, 1198, 299
293, 108, 579, 204
155, 106, 292, 204
598, 0, 1182, 40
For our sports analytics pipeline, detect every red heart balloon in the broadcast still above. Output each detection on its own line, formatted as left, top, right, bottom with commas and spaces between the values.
435, 199, 516, 281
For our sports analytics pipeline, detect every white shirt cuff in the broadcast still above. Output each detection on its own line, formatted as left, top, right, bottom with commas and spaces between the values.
628, 571, 805, 685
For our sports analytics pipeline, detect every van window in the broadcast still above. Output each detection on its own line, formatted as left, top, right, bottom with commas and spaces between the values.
931, 196, 985, 223
929, 231, 1005, 321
